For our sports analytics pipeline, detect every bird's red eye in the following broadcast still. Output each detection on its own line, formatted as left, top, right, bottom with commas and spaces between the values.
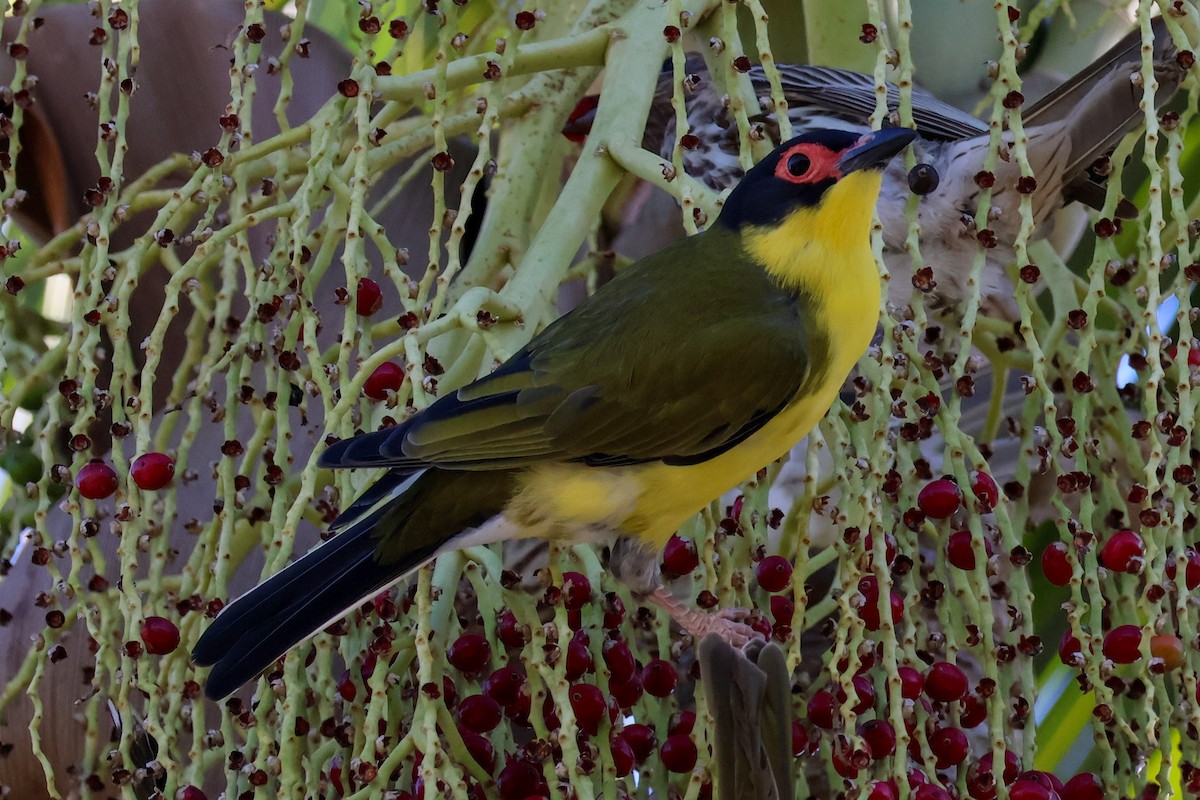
786, 153, 812, 178
774, 142, 840, 185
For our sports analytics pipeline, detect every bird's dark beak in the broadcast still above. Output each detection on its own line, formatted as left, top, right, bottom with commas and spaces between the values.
837, 128, 917, 174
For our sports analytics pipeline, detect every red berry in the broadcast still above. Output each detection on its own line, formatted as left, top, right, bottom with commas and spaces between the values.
668, 709, 696, 736
1041, 542, 1072, 586
641, 658, 678, 697
946, 530, 992, 570
929, 726, 970, 768
1008, 780, 1054, 800
447, 633, 491, 674
968, 751, 1021, 799
659, 734, 697, 773
363, 361, 404, 400
130, 452, 175, 490
561, 571, 592, 609
860, 719, 896, 759
970, 470, 999, 511
140, 616, 180, 655
483, 666, 525, 706
1062, 772, 1103, 800
898, 666, 924, 699
864, 532, 898, 566
568, 682, 606, 735
1099, 529, 1144, 573
868, 780, 899, 800
770, 595, 794, 622
611, 734, 635, 776
608, 673, 643, 708
808, 689, 838, 729
503, 687, 531, 725
830, 735, 859, 779
602, 639, 636, 683
1102, 624, 1143, 663
661, 534, 700, 578
457, 694, 502, 733
918, 478, 962, 519
915, 786, 953, 800
1017, 771, 1064, 793
336, 669, 356, 702
857, 576, 904, 631
924, 661, 968, 702
1165, 547, 1200, 590
602, 593, 626, 629
356, 278, 383, 316
836, 674, 875, 714
76, 460, 118, 500
496, 757, 546, 800
791, 720, 810, 756
180, 788, 208, 800
1150, 633, 1185, 670
462, 732, 496, 774
497, 611, 527, 648
565, 631, 593, 680
1059, 630, 1083, 666
961, 693, 987, 728
618, 723, 656, 762
755, 555, 793, 592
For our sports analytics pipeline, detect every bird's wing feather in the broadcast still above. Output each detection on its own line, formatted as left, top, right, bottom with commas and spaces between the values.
764, 64, 987, 141
320, 230, 819, 472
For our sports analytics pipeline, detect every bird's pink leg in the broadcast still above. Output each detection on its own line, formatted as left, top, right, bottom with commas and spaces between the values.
645, 588, 762, 648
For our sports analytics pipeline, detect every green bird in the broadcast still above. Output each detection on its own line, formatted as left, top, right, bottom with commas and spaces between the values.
192, 127, 916, 699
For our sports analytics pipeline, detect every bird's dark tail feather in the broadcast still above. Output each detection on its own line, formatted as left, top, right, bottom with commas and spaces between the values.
192, 468, 514, 699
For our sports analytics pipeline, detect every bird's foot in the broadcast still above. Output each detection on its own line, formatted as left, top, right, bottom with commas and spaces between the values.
645, 588, 763, 648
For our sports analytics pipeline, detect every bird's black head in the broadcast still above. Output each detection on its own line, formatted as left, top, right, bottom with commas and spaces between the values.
717, 128, 916, 230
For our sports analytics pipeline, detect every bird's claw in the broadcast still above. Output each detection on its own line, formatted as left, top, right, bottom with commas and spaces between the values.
645, 588, 764, 649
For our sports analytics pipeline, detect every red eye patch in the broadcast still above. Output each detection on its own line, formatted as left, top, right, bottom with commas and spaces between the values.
773, 142, 841, 185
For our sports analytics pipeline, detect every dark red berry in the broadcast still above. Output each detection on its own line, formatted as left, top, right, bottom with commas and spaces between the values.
946, 530, 992, 570
565, 631, 593, 680
336, 669, 357, 702
1041, 542, 1072, 586
1165, 547, 1200, 589
1059, 630, 1083, 666
363, 362, 404, 400
837, 674, 876, 714
661, 534, 700, 578
924, 661, 968, 702
807, 689, 837, 729
130, 453, 175, 490
659, 734, 697, 773
356, 278, 383, 316
602, 638, 635, 683
611, 733, 635, 776
864, 532, 897, 565
868, 780, 899, 800
929, 726, 970, 768
140, 616, 180, 655
496, 757, 546, 800
447, 633, 491, 674
668, 709, 696, 737
915, 786, 953, 800
968, 751, 1021, 799
1008, 780, 1053, 800
898, 666, 924, 699
961, 693, 987, 728
180, 788, 208, 800
602, 593, 626, 629
608, 673, 643, 708
483, 666, 525, 706
561, 571, 592, 609
1062, 772, 1103, 800
770, 595, 794, 622
457, 694, 502, 733
497, 611, 528, 648
1099, 529, 1144, 573
860, 719, 896, 759
568, 682, 606, 735
76, 460, 118, 500
970, 470, 999, 511
755, 555, 793, 592
918, 478, 962, 519
618, 723, 656, 762
857, 576, 904, 631
641, 658, 678, 697
1102, 625, 1142, 663
791, 720, 810, 756
462, 732, 496, 773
